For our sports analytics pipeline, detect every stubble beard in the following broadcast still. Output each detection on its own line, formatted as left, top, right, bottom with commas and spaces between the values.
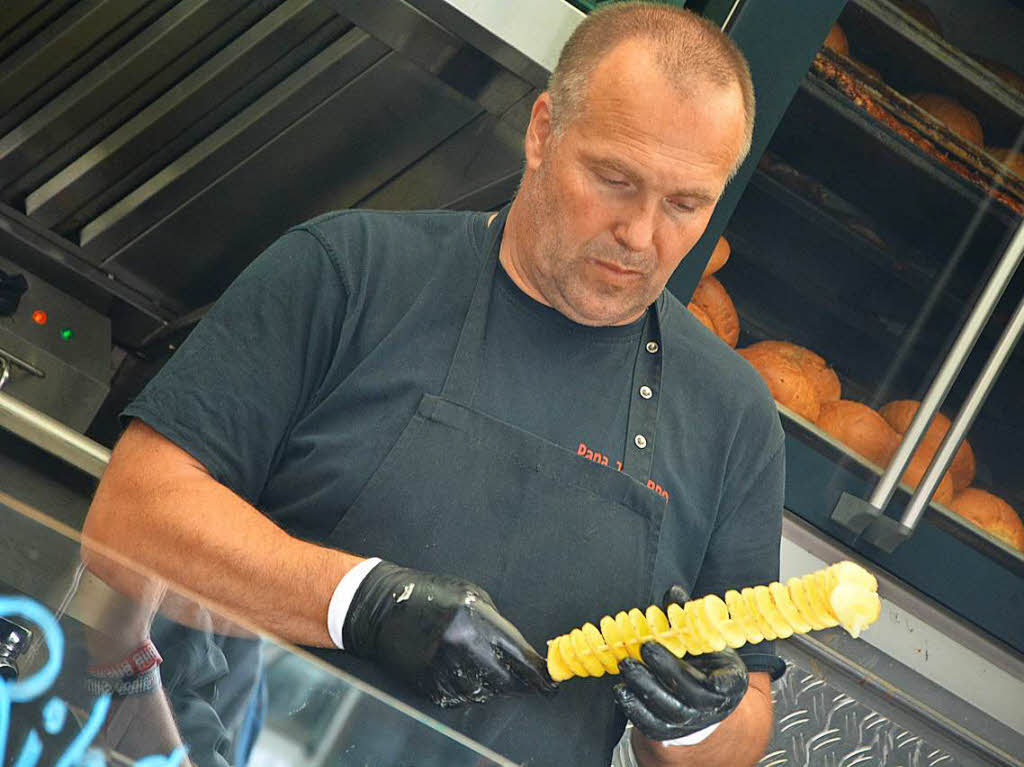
524, 170, 659, 326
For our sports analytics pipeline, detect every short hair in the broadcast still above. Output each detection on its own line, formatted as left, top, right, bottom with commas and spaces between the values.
547, 1, 755, 176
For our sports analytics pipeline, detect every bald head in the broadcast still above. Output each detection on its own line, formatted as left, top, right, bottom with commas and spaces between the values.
548, 2, 755, 178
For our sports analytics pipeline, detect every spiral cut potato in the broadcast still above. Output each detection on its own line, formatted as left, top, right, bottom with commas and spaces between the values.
546, 561, 880, 682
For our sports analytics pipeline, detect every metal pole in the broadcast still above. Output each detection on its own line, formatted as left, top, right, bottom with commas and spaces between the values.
0, 389, 110, 478
0, 346, 46, 379
899, 288, 1024, 532
868, 217, 1024, 512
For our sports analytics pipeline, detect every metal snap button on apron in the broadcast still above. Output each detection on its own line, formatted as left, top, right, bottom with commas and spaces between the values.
634, 434, 648, 449
646, 341, 659, 353
639, 385, 653, 399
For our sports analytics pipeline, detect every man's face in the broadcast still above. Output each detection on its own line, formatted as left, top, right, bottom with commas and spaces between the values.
515, 41, 747, 326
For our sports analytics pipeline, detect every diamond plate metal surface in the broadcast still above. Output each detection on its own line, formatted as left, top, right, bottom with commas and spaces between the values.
759, 662, 960, 767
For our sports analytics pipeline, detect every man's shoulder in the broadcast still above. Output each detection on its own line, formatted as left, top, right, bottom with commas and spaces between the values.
279, 209, 484, 298
660, 289, 782, 441
301, 206, 480, 230
660, 289, 761, 394
296, 208, 483, 260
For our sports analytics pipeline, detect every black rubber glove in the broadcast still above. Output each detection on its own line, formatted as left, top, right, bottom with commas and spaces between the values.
612, 585, 748, 740
343, 561, 556, 707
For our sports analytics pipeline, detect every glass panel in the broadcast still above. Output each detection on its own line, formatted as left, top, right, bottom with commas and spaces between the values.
712, 0, 1024, 641
0, 495, 515, 767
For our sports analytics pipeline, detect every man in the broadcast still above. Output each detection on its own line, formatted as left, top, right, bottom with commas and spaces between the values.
84, 3, 785, 766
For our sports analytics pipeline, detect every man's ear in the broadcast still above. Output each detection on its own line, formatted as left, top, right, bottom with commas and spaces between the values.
524, 92, 555, 173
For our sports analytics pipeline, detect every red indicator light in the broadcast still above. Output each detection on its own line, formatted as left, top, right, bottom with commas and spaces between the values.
32, 310, 47, 325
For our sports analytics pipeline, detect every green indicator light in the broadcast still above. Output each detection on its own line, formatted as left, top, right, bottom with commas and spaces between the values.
60, 328, 73, 341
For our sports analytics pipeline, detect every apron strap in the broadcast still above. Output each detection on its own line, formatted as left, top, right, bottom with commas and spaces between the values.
439, 205, 509, 406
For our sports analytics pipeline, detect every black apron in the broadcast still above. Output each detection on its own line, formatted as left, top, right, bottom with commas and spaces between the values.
320, 206, 669, 767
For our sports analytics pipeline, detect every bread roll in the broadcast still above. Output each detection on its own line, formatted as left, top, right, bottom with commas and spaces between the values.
879, 400, 975, 491
816, 400, 899, 467
703, 236, 731, 277
691, 276, 739, 347
745, 340, 841, 403
909, 93, 984, 146
900, 451, 955, 505
951, 488, 1024, 551
988, 148, 1024, 180
687, 302, 716, 333
891, 0, 943, 37
824, 24, 849, 56
738, 346, 820, 421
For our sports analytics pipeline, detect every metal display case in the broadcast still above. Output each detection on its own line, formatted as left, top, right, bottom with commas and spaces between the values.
710, 0, 1024, 658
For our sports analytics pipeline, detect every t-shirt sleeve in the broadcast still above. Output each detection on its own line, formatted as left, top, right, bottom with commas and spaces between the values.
692, 437, 787, 681
122, 227, 346, 505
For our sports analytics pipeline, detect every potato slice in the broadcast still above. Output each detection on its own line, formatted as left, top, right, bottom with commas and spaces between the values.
681, 601, 714, 653
647, 605, 687, 657
830, 561, 878, 593
688, 599, 728, 652
742, 587, 777, 641
617, 611, 642, 660
547, 640, 572, 681
559, 634, 589, 677
725, 589, 764, 644
666, 603, 695, 656
754, 585, 792, 638
600, 614, 630, 661
582, 622, 618, 673
787, 577, 828, 630
629, 607, 651, 637
704, 594, 746, 648
830, 582, 882, 639
769, 582, 811, 633
570, 628, 605, 676
807, 572, 840, 628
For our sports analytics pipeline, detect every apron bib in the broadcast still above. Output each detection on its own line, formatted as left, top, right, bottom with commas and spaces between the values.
319, 206, 669, 767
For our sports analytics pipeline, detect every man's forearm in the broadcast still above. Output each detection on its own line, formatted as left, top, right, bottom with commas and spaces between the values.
631, 674, 774, 767
83, 421, 363, 647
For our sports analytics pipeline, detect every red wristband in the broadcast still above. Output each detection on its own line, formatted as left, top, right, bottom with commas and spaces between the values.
86, 639, 162, 679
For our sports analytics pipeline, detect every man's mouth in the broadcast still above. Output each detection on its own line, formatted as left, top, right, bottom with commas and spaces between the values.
590, 259, 644, 277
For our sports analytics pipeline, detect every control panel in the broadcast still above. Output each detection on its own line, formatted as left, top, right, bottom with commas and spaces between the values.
0, 255, 110, 432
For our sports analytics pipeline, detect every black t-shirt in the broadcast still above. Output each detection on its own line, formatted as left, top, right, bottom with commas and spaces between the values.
124, 208, 787, 677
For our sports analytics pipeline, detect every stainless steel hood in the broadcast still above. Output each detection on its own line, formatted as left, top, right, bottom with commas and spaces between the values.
0, 0, 583, 349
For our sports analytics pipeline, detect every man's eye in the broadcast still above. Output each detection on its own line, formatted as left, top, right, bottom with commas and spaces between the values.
668, 199, 695, 213
599, 175, 627, 187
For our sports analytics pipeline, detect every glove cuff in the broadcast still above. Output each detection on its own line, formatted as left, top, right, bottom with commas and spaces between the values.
327, 557, 383, 649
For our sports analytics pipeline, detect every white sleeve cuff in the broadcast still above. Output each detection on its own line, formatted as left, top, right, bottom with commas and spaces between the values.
327, 557, 383, 650
610, 726, 640, 767
660, 722, 720, 747
610, 722, 721, 766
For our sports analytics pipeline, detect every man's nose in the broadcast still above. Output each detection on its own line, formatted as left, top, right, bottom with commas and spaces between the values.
613, 198, 657, 252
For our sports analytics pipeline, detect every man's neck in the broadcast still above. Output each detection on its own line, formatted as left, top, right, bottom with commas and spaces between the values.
497, 198, 554, 309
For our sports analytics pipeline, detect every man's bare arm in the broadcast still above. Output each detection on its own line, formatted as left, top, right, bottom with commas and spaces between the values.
631, 672, 774, 767
83, 419, 364, 646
